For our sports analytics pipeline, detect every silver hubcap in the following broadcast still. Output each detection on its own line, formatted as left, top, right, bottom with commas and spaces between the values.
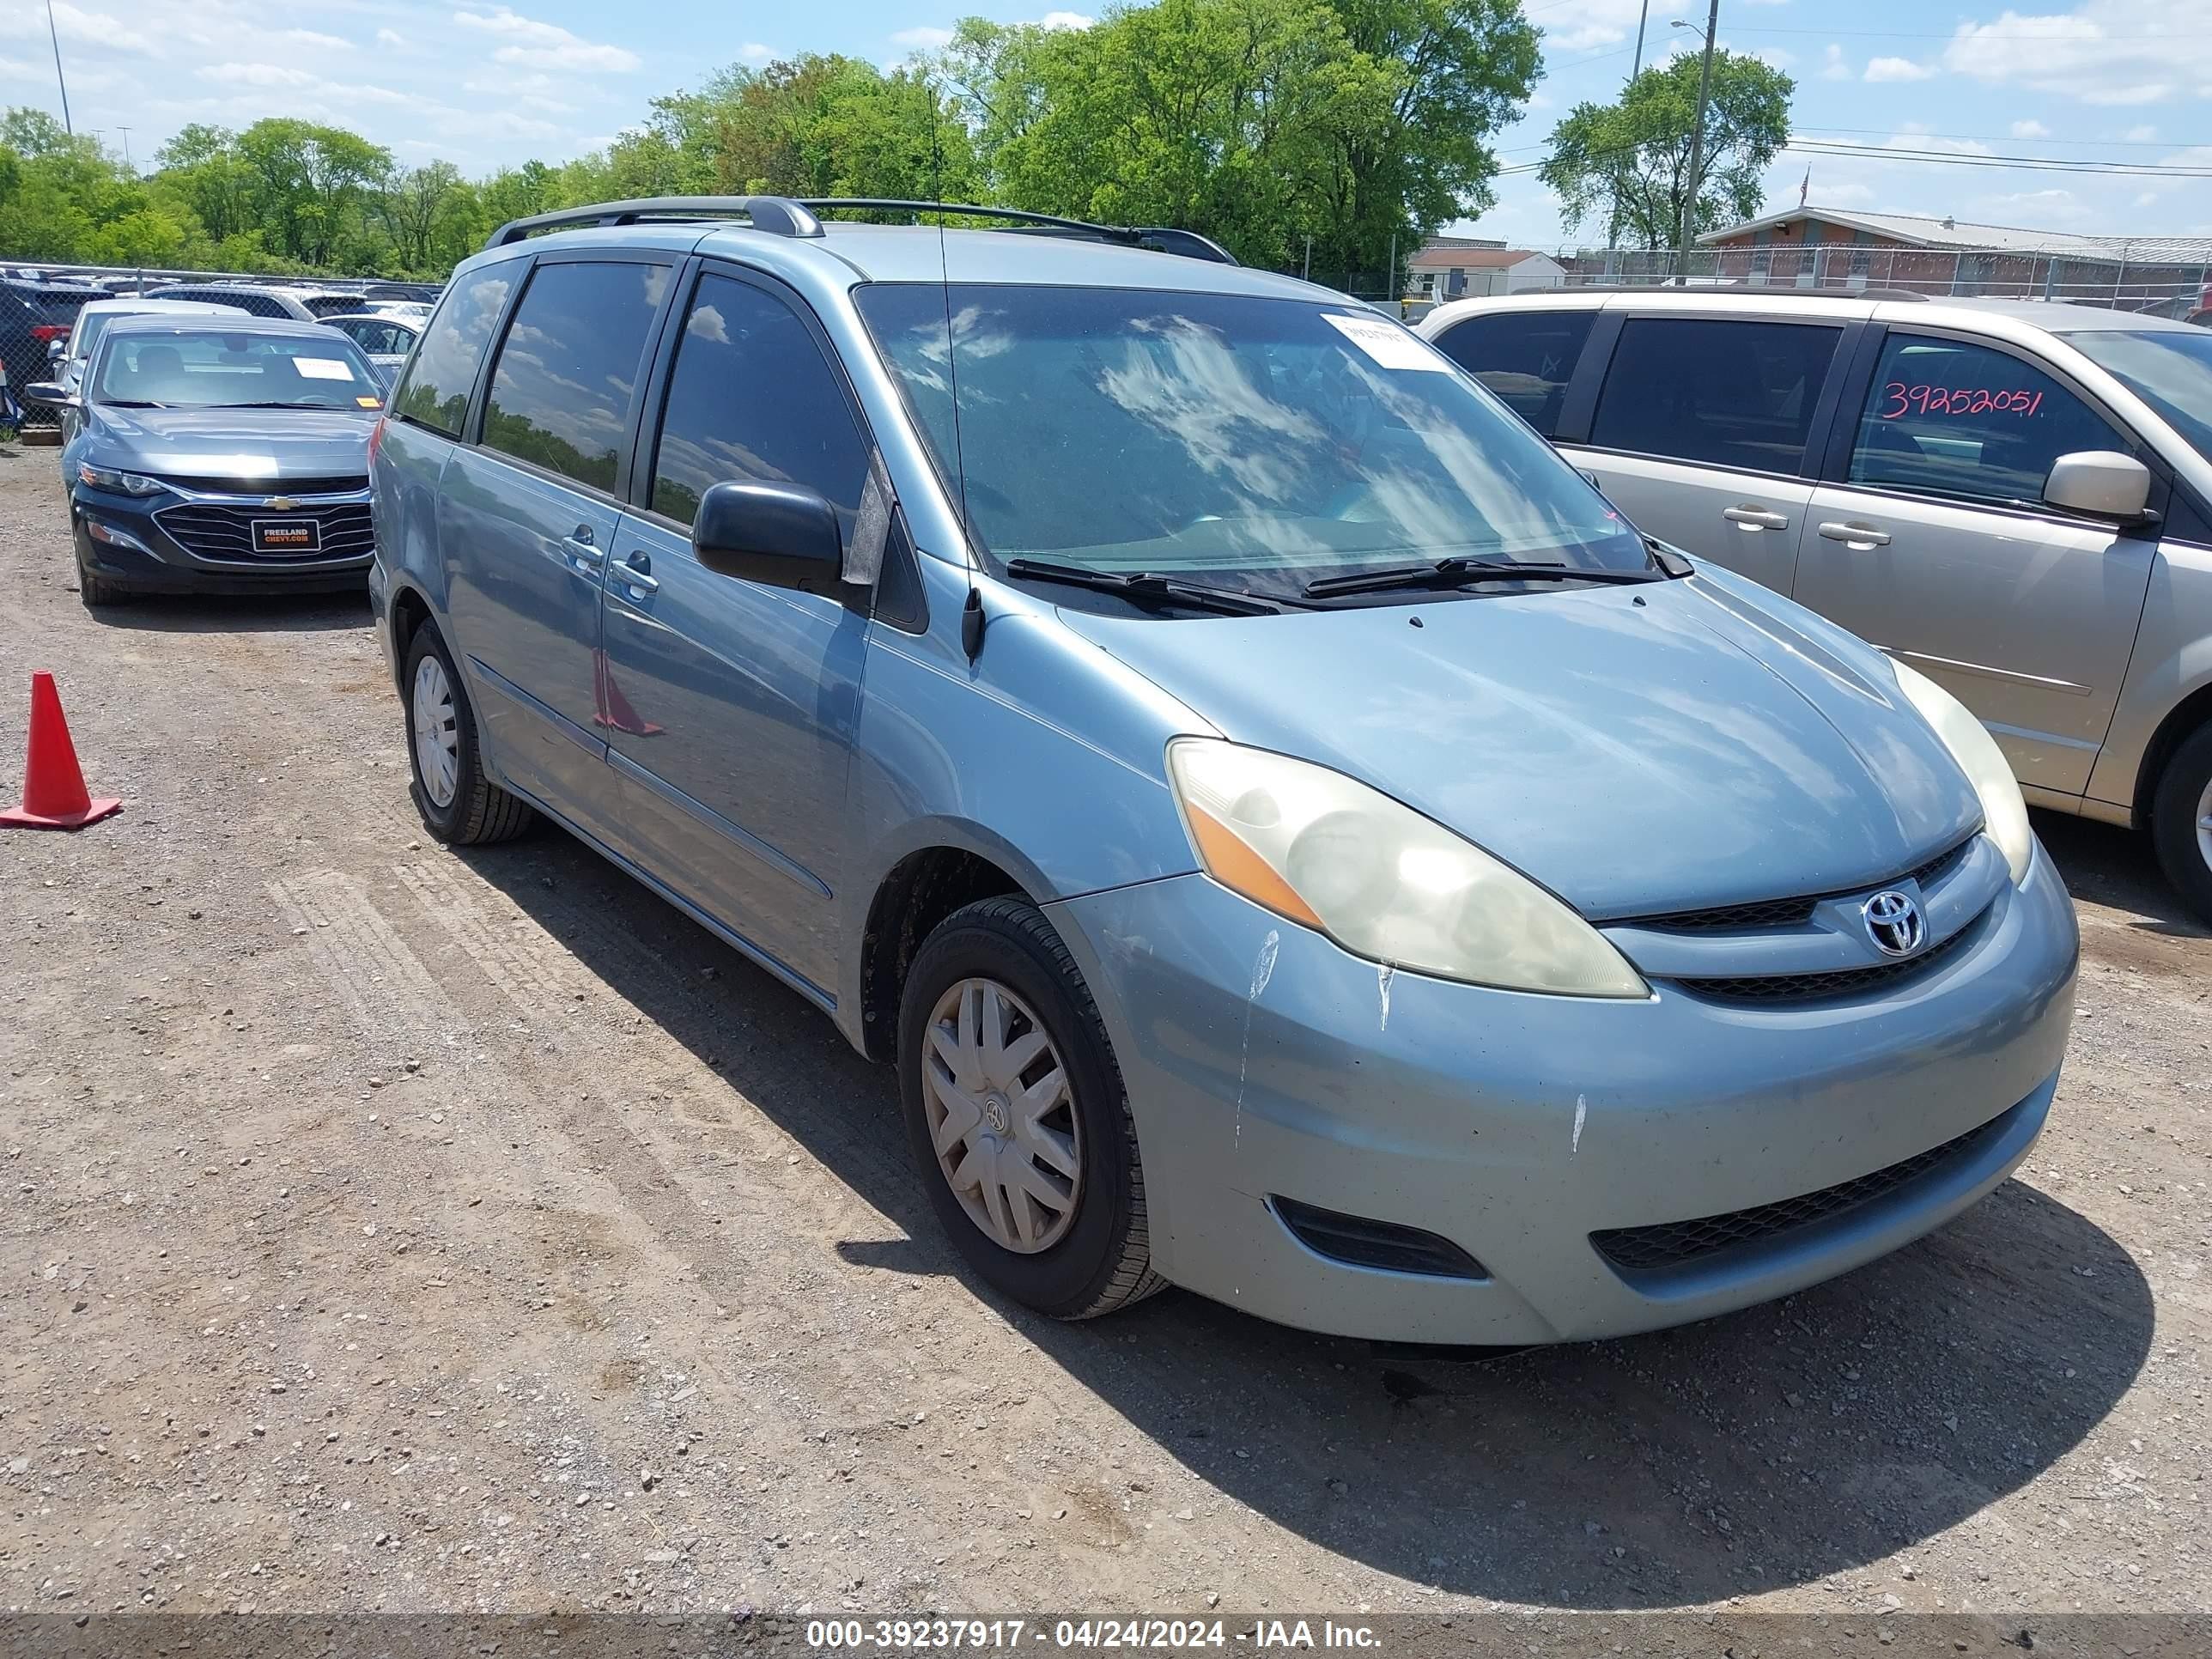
410, 655, 460, 810
921, 977, 1081, 1254
2197, 776, 2212, 873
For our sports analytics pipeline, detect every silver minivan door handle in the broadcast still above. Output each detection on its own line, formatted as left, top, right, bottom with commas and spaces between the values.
1723, 505, 1790, 531
1818, 520, 1893, 549
618, 552, 659, 594
562, 528, 605, 568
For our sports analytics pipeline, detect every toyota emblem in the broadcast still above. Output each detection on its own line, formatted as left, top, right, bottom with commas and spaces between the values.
1862, 889, 1926, 957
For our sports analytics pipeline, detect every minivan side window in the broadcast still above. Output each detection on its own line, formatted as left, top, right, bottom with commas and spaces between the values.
1429, 310, 1595, 437
1848, 333, 2124, 509
1589, 318, 1841, 474
647, 271, 871, 529
394, 261, 524, 438
479, 260, 672, 493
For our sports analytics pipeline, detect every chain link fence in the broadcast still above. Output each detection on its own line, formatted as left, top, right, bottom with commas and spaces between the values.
1, 261, 441, 439
1558, 241, 2212, 313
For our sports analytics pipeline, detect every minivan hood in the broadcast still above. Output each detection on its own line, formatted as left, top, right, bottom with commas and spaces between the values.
1056, 574, 1984, 919
88, 404, 374, 480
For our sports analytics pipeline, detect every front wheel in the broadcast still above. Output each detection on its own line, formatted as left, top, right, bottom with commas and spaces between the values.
72, 520, 132, 608
898, 896, 1166, 1319
2150, 723, 2212, 926
402, 622, 534, 846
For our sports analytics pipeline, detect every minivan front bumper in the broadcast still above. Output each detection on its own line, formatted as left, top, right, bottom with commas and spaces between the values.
1048, 840, 2077, 1345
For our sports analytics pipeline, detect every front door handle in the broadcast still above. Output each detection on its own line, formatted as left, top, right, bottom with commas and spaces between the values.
1818, 520, 1893, 549
618, 552, 659, 594
561, 524, 604, 570
1723, 505, 1790, 531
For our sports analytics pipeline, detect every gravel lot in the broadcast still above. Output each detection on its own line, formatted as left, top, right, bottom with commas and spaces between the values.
2, 440, 2207, 1625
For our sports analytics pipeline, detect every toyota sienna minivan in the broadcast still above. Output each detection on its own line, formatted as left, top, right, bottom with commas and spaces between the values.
369, 198, 2077, 1346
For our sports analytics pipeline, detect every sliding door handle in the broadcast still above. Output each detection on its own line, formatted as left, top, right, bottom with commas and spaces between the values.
1818, 520, 1892, 549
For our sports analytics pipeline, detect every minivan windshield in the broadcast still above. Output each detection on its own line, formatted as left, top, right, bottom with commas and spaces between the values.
855, 283, 1651, 602
2060, 325, 2212, 466
92, 329, 382, 410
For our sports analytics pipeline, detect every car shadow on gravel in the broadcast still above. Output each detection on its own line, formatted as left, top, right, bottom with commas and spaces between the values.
82, 591, 370, 634
455, 830, 2153, 1612
2033, 807, 2210, 941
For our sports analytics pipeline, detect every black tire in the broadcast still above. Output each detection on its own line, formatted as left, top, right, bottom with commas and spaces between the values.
401, 621, 535, 846
898, 896, 1166, 1319
72, 520, 133, 608
2150, 722, 2212, 926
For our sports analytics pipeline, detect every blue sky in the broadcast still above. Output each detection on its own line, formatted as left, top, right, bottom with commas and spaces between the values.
2, 0, 2206, 247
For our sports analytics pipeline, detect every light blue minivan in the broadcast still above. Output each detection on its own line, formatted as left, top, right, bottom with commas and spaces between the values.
369, 197, 2078, 1346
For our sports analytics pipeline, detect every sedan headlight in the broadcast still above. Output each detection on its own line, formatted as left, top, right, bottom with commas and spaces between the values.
1165, 737, 1648, 997
1891, 659, 2033, 884
76, 461, 163, 496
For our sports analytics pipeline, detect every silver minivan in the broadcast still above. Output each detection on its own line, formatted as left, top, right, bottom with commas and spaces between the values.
1421, 289, 2212, 921
370, 198, 2076, 1346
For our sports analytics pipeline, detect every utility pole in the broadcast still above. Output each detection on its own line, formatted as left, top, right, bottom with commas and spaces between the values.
117, 125, 132, 169
1675, 0, 1720, 284
1631, 0, 1650, 82
46, 0, 73, 136
1303, 234, 1312, 281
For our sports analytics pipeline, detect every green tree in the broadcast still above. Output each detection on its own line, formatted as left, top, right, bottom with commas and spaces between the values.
233, 118, 392, 266
377, 161, 462, 271
1540, 49, 1793, 252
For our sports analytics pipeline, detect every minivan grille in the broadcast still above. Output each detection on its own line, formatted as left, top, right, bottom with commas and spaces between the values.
1630, 835, 1978, 934
1590, 1106, 2014, 1274
157, 501, 374, 562
1673, 919, 1976, 1005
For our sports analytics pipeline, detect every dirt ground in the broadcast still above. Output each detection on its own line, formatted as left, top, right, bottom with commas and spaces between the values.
1, 441, 2207, 1624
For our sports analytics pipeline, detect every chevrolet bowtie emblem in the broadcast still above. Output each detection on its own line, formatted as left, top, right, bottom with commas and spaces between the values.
264, 495, 301, 511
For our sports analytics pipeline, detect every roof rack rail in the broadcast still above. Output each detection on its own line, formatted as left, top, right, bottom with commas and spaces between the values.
797, 200, 1239, 266
484, 195, 824, 250
1538, 283, 1929, 302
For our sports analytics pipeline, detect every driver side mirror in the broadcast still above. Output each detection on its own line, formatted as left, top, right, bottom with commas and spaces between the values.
2044, 450, 2152, 522
23, 381, 74, 407
46, 339, 67, 364
691, 480, 843, 596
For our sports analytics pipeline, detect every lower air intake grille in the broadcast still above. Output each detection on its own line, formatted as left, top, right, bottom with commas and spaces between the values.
1273, 1196, 1486, 1280
157, 501, 374, 562
1589, 1107, 2014, 1275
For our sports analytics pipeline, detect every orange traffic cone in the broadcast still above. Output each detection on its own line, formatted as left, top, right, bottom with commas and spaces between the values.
1, 672, 123, 830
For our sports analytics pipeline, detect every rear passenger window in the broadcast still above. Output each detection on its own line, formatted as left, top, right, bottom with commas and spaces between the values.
1848, 334, 2124, 508
1590, 318, 1840, 474
1430, 310, 1595, 437
394, 260, 525, 438
647, 272, 870, 529
480, 260, 671, 492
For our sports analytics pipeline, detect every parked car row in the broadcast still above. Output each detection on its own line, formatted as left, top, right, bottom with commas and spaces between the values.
46, 203, 2212, 1351
1417, 287, 2212, 922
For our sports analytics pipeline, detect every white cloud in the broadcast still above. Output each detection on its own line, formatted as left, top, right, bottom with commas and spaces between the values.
1819, 45, 1850, 80
453, 7, 640, 73
198, 62, 319, 88
281, 29, 351, 51
738, 41, 775, 65
891, 26, 955, 51
2123, 123, 2157, 142
0, 2, 150, 54
376, 27, 410, 51
1864, 57, 1936, 82
1942, 3, 2212, 107
2010, 118, 2051, 138
1036, 10, 1095, 28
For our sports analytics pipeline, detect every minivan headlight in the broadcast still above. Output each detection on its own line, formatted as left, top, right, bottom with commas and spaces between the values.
76, 461, 163, 496
1164, 738, 1648, 997
1890, 659, 2033, 884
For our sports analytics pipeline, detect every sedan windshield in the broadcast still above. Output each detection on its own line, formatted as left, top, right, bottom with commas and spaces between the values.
91, 329, 382, 411
854, 283, 1650, 602
2060, 325, 2212, 466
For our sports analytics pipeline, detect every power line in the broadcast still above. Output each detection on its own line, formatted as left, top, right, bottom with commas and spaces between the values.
1785, 140, 2212, 177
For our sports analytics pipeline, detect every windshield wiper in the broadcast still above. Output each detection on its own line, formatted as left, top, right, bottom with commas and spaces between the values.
1004, 558, 1284, 617
99, 399, 167, 409
1303, 557, 1662, 599
210, 401, 334, 410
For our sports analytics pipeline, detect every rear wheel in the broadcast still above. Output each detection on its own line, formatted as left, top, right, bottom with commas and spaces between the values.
2150, 723, 2212, 925
401, 622, 534, 845
898, 896, 1165, 1319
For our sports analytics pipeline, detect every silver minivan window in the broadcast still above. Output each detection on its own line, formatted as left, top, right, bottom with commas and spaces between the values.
2060, 326, 2212, 470
856, 283, 1650, 601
